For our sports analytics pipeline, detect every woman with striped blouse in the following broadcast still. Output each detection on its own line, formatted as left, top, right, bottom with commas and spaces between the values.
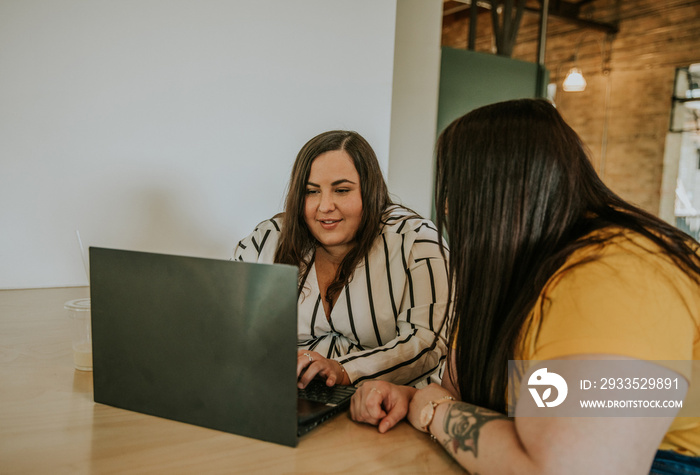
233, 130, 450, 389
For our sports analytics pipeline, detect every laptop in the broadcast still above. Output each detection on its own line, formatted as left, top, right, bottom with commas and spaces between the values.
89, 247, 356, 447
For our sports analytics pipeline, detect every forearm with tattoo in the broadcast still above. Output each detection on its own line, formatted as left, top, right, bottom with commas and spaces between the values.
441, 402, 509, 458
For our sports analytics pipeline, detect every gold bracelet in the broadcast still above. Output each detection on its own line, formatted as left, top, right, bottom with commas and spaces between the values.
337, 361, 349, 384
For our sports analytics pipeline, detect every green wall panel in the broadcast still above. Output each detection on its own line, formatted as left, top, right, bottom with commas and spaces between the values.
432, 47, 548, 221
437, 47, 548, 134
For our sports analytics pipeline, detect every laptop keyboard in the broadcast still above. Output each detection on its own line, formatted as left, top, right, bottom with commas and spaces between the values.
298, 379, 356, 405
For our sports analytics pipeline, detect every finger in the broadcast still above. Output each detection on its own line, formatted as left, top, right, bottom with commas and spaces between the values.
366, 388, 389, 419
323, 363, 342, 387
350, 389, 385, 425
378, 397, 409, 433
378, 416, 396, 433
349, 392, 363, 421
298, 363, 322, 388
350, 398, 375, 424
363, 390, 388, 423
297, 359, 308, 378
316, 365, 336, 386
296, 352, 315, 377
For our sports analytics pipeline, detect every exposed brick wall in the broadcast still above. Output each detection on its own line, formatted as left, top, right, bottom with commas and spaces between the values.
442, 0, 700, 215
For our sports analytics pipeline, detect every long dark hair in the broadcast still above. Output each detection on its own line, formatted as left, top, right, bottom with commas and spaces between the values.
275, 130, 393, 304
434, 98, 700, 412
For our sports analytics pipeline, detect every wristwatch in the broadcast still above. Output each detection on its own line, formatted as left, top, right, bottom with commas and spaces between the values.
419, 396, 455, 433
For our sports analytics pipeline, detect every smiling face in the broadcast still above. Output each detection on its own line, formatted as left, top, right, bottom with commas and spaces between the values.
303, 149, 363, 258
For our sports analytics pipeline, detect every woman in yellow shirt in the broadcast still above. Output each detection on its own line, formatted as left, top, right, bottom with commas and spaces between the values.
350, 98, 700, 474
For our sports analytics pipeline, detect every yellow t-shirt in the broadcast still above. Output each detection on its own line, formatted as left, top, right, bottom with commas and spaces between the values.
517, 229, 700, 455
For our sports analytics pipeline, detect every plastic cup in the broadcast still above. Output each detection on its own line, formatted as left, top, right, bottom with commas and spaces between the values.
64, 298, 92, 371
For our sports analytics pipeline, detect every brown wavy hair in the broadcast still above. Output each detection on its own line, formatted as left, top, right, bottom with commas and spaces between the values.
275, 130, 394, 305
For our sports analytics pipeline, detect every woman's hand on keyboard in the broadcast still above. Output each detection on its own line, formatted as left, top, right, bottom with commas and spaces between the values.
297, 350, 350, 388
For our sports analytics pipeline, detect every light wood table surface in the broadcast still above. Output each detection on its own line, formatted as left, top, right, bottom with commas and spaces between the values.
1, 287, 463, 474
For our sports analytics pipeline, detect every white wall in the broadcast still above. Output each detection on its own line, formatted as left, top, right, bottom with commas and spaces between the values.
660, 133, 682, 224
388, 0, 442, 218
1, 0, 408, 289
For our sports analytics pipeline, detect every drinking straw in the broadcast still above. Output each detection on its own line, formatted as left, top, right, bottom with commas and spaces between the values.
75, 229, 90, 282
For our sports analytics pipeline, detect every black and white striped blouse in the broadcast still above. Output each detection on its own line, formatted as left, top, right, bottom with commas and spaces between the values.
233, 206, 450, 386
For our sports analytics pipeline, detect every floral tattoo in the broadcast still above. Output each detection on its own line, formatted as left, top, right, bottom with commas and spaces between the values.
442, 402, 509, 457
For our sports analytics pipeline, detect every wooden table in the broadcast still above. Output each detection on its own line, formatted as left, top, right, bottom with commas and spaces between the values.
0, 287, 463, 474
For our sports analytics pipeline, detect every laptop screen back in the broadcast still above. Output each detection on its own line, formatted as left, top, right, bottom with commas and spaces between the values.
90, 247, 299, 447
